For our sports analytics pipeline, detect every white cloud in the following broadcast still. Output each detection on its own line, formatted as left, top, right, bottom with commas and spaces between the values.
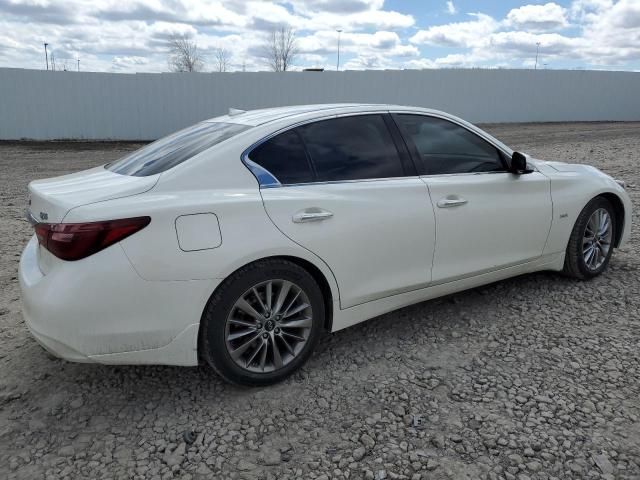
577, 0, 640, 64
298, 30, 419, 61
410, 13, 498, 48
296, 52, 329, 67
489, 31, 582, 58
570, 0, 613, 21
304, 9, 414, 31
112, 55, 150, 71
446, 1, 457, 15
95, 0, 247, 27
505, 3, 569, 31
404, 58, 436, 69
0, 0, 638, 73
285, 0, 384, 15
0, 0, 416, 72
409, 0, 640, 69
342, 51, 401, 70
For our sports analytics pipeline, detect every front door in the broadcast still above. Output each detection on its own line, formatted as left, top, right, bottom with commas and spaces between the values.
393, 113, 552, 283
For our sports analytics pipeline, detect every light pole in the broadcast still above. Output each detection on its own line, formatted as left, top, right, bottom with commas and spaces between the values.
336, 29, 342, 71
77, 58, 80, 72
534, 42, 540, 70
44, 42, 49, 70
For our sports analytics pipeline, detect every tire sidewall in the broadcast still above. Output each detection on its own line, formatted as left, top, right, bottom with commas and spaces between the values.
202, 260, 325, 386
574, 198, 616, 279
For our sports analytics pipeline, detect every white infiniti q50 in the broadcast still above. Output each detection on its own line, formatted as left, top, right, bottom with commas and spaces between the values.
19, 104, 631, 385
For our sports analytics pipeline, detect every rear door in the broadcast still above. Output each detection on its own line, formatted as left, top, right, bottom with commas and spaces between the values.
393, 113, 552, 283
253, 113, 436, 309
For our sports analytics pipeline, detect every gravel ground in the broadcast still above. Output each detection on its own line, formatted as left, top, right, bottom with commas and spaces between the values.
0, 122, 639, 480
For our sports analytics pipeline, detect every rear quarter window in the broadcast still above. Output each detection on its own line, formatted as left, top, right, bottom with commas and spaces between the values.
107, 122, 250, 176
247, 129, 315, 185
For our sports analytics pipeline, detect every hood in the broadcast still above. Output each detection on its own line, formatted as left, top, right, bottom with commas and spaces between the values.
533, 159, 625, 189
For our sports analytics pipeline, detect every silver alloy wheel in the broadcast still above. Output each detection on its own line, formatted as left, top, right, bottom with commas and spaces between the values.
225, 279, 313, 373
583, 208, 613, 271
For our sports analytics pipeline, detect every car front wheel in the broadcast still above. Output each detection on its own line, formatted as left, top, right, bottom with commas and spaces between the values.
563, 196, 616, 280
200, 259, 325, 386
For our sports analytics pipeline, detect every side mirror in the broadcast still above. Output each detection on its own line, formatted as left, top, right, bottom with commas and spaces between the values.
510, 151, 533, 175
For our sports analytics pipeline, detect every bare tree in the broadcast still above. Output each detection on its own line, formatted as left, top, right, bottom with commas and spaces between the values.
263, 27, 298, 72
167, 34, 204, 72
214, 47, 230, 72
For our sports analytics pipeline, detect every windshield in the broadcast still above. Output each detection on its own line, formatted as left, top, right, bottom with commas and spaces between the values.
106, 122, 251, 176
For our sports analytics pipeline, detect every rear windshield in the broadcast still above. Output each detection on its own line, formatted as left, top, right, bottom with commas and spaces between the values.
106, 122, 251, 176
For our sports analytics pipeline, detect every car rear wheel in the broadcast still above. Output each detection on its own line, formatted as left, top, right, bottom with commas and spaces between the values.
563, 197, 616, 280
200, 259, 324, 386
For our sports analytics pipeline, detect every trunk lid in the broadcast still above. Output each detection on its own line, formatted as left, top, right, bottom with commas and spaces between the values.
28, 166, 159, 224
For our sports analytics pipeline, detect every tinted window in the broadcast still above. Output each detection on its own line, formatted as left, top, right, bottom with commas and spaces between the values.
107, 122, 250, 176
396, 115, 505, 175
298, 115, 404, 182
248, 130, 314, 184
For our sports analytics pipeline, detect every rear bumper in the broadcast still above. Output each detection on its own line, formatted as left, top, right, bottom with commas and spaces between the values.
27, 322, 95, 362
19, 236, 218, 366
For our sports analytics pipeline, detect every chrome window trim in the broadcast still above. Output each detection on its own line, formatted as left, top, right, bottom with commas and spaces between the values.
261, 171, 515, 189
261, 175, 425, 189
419, 171, 525, 179
419, 166, 539, 178
243, 158, 281, 188
241, 109, 534, 188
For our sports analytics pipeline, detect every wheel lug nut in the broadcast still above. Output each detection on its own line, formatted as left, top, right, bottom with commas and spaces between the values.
275, 328, 280, 334
256, 322, 262, 329
262, 333, 269, 339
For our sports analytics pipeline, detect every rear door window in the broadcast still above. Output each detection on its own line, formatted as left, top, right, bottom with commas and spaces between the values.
107, 122, 250, 176
248, 130, 315, 185
297, 115, 405, 182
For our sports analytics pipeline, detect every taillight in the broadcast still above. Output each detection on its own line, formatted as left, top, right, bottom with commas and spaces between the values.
34, 217, 151, 261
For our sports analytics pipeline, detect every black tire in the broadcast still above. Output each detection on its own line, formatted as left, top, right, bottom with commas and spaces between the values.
563, 196, 616, 280
200, 259, 325, 386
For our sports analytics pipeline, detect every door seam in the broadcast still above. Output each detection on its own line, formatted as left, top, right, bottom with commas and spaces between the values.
256, 188, 343, 308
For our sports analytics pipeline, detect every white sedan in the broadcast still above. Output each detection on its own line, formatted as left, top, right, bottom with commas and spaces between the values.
19, 104, 631, 385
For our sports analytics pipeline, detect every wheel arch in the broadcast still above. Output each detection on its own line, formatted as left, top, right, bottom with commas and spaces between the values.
197, 255, 336, 358
276, 255, 334, 332
598, 192, 625, 248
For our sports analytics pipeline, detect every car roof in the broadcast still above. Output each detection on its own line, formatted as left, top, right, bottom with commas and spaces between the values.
203, 103, 513, 156
206, 103, 431, 127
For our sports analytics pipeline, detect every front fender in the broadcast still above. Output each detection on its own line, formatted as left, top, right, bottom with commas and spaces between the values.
535, 161, 631, 255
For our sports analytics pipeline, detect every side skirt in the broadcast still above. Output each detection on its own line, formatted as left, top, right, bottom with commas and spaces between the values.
331, 252, 565, 332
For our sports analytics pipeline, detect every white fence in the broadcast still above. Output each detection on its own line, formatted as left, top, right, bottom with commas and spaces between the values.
1, 67, 639, 140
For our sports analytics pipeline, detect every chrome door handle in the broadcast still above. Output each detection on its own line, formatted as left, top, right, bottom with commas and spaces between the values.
437, 197, 468, 208
292, 209, 334, 223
